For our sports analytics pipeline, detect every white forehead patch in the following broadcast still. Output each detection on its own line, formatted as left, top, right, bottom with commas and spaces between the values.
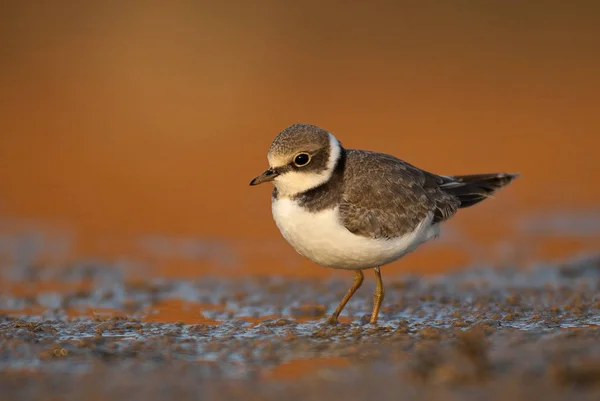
267, 153, 289, 169
272, 133, 341, 197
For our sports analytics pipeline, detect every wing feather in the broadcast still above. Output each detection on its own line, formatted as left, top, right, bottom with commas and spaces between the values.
339, 150, 459, 239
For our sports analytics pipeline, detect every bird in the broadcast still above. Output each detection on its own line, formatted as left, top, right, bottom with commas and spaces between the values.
249, 123, 519, 325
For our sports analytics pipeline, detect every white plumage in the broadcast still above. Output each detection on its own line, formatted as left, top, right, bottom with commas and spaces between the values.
272, 197, 439, 270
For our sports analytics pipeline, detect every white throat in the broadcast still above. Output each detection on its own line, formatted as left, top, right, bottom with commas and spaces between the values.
272, 133, 341, 198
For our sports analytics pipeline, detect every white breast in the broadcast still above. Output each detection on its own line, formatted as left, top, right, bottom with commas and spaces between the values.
271, 198, 439, 270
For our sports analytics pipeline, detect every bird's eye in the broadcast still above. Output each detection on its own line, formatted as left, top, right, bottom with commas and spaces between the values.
293, 153, 311, 167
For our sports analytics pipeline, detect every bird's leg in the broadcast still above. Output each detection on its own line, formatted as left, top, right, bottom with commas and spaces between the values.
326, 270, 364, 325
369, 267, 385, 325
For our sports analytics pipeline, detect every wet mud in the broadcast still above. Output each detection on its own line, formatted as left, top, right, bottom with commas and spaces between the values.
3, 254, 600, 400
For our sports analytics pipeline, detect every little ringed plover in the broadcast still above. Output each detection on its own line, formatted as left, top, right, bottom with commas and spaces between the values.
250, 123, 519, 325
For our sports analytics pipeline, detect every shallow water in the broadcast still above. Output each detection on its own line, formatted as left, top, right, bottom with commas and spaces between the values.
3, 254, 600, 400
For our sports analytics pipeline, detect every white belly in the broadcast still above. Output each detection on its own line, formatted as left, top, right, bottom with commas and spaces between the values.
271, 198, 439, 270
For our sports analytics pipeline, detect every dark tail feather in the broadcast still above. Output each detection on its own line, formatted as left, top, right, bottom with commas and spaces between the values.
441, 172, 520, 209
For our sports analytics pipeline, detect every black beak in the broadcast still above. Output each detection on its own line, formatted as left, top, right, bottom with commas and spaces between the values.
249, 168, 279, 186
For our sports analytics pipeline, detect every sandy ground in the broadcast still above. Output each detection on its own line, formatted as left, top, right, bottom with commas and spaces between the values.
2, 253, 600, 400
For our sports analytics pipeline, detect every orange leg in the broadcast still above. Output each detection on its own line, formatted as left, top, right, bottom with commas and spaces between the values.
326, 270, 364, 325
369, 267, 385, 325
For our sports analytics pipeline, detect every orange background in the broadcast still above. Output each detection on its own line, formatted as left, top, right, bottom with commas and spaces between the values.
1, 1, 599, 279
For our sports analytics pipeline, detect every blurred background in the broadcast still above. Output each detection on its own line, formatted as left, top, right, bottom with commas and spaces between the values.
1, 0, 599, 281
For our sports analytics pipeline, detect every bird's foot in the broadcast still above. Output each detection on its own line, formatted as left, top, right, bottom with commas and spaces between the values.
359, 314, 379, 326
325, 315, 339, 326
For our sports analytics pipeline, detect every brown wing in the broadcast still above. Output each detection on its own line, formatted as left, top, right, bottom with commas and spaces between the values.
339, 150, 460, 239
